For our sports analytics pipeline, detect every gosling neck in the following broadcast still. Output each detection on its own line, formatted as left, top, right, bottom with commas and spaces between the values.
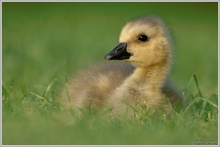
132, 61, 170, 90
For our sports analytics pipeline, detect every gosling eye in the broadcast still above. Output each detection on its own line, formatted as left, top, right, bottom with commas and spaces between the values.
138, 35, 148, 42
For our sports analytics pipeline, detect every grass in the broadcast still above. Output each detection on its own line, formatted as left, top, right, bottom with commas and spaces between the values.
2, 2, 218, 145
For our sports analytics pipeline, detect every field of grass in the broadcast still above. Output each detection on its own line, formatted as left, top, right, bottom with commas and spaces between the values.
2, 2, 218, 145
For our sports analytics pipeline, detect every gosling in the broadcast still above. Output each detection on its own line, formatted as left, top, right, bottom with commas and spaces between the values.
62, 16, 186, 117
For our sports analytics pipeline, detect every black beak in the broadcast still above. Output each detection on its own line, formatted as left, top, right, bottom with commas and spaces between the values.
105, 43, 132, 60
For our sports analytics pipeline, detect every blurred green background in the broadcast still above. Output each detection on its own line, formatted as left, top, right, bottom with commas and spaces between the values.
3, 2, 218, 93
2, 2, 218, 145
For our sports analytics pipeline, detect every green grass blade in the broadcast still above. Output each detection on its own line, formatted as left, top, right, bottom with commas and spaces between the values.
2, 82, 8, 98
183, 74, 203, 98
30, 91, 47, 101
200, 99, 208, 116
192, 74, 203, 97
64, 74, 71, 106
42, 78, 57, 97
122, 100, 139, 113
182, 100, 196, 116
183, 74, 194, 93
167, 100, 182, 120
88, 98, 94, 115
195, 97, 218, 109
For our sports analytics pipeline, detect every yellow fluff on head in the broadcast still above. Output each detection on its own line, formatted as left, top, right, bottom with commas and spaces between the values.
62, 16, 186, 117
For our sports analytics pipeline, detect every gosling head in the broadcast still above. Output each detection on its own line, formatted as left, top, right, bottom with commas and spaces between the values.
105, 16, 172, 68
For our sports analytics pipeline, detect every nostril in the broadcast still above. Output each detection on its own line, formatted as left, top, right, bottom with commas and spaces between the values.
116, 48, 122, 53
115, 43, 127, 54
